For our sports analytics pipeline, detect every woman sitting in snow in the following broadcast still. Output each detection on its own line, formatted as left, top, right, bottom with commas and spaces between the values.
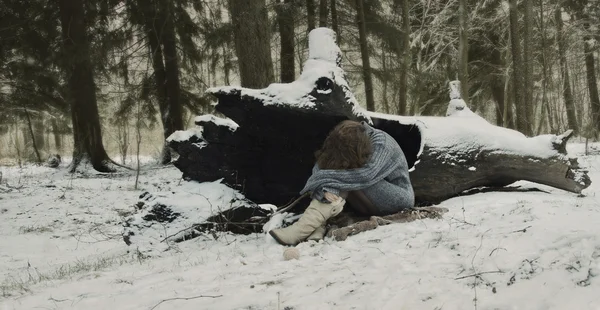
269, 120, 415, 246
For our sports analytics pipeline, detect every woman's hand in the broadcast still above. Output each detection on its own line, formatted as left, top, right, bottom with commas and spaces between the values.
324, 192, 342, 203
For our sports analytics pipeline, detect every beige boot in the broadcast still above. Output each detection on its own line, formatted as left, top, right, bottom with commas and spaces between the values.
269, 198, 345, 246
306, 225, 326, 241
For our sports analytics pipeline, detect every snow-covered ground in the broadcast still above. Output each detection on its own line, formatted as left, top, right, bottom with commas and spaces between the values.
1, 143, 599, 310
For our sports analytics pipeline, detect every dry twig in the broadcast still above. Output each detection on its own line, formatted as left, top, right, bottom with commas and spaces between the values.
149, 294, 223, 310
454, 270, 504, 280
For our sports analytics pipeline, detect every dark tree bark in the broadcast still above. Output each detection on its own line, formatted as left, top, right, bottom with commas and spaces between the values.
159, 0, 184, 164
484, 32, 506, 125
504, 74, 515, 129
508, 0, 529, 135
276, 0, 296, 83
398, 0, 410, 115
538, 0, 551, 134
318, 0, 328, 27
306, 0, 316, 31
51, 118, 63, 152
144, 1, 176, 165
58, 0, 113, 172
223, 45, 231, 85
491, 77, 505, 125
229, 0, 274, 88
33, 114, 45, 152
24, 109, 42, 164
356, 0, 375, 111
330, 0, 339, 45
523, 0, 534, 135
381, 44, 391, 113
458, 0, 469, 106
555, 6, 578, 133
583, 19, 600, 135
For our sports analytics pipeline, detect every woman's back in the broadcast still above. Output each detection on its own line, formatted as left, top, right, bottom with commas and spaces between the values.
361, 128, 415, 215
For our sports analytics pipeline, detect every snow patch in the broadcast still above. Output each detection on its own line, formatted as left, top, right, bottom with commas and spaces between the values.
258, 203, 278, 212
166, 127, 203, 142
192, 141, 208, 149
449, 80, 462, 99
446, 98, 479, 118
316, 88, 332, 94
122, 179, 254, 255
367, 111, 562, 160
194, 114, 239, 132
308, 27, 342, 66
446, 80, 482, 119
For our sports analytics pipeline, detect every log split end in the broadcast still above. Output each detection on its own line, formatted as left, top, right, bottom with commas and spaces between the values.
552, 129, 574, 154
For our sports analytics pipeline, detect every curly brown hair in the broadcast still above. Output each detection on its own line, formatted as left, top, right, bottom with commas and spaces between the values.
315, 120, 373, 170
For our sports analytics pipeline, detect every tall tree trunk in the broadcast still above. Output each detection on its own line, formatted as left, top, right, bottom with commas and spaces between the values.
356, 0, 375, 111
538, 0, 551, 134
330, 0, 339, 44
58, 0, 113, 172
508, 0, 529, 135
24, 109, 42, 164
319, 0, 328, 27
491, 78, 505, 125
488, 32, 505, 125
51, 118, 63, 152
458, 0, 469, 106
223, 45, 231, 85
144, 3, 171, 164
397, 0, 410, 115
229, 0, 274, 88
583, 19, 600, 135
573, 57, 585, 127
306, 0, 316, 32
159, 0, 184, 164
381, 43, 391, 113
555, 6, 578, 133
277, 0, 296, 83
523, 0, 534, 135
504, 38, 515, 130
33, 114, 45, 152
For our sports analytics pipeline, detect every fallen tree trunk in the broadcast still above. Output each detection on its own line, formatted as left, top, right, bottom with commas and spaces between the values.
371, 110, 590, 204
124, 28, 590, 248
167, 28, 590, 207
170, 103, 590, 207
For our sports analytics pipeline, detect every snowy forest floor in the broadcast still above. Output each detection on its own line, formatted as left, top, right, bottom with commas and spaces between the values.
1, 143, 600, 310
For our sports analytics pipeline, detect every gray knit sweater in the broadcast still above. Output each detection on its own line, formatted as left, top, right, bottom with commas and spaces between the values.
300, 122, 415, 215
